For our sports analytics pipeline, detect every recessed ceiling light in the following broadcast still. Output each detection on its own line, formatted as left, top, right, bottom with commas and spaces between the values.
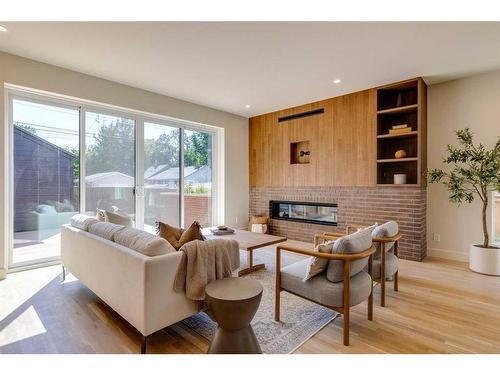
333, 79, 341, 84
0, 26, 7, 33
245, 104, 251, 108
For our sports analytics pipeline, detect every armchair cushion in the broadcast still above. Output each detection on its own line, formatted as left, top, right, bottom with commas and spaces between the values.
372, 221, 398, 258
326, 228, 372, 283
281, 259, 372, 308
371, 252, 399, 279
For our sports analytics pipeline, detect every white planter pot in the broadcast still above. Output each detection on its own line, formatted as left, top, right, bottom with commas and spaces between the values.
469, 244, 500, 276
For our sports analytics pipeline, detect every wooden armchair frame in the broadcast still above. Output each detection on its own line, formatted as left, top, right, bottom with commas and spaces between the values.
275, 244, 376, 346
371, 233, 402, 306
319, 225, 402, 307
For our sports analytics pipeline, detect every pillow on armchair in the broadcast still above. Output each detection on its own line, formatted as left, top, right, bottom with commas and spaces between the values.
372, 221, 398, 258
326, 228, 373, 283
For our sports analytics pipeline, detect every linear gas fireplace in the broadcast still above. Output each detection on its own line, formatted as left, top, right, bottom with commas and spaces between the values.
270, 200, 338, 226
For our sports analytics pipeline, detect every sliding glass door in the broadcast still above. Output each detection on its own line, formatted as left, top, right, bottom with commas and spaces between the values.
84, 111, 136, 222
11, 99, 80, 267
183, 129, 214, 227
8, 90, 220, 269
143, 122, 181, 232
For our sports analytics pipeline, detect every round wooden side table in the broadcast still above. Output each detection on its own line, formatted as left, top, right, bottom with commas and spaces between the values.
205, 277, 263, 354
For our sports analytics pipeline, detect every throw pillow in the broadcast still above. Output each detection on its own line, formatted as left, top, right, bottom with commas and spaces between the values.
302, 240, 334, 282
248, 215, 269, 233
372, 221, 398, 257
96, 208, 133, 227
157, 221, 204, 250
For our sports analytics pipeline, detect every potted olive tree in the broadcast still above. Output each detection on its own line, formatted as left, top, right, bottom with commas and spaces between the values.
428, 128, 500, 275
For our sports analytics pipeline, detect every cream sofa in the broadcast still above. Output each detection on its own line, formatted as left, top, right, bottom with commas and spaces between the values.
61, 224, 200, 353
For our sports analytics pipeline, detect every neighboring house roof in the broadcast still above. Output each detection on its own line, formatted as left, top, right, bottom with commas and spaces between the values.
146, 166, 197, 181
14, 124, 76, 160
85, 172, 135, 187
146, 165, 211, 183
185, 165, 211, 184
144, 164, 169, 179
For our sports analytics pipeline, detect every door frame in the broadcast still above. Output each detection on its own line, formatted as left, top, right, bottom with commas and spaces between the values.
5, 89, 82, 270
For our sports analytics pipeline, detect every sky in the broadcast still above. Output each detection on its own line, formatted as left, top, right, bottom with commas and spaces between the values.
12, 99, 185, 150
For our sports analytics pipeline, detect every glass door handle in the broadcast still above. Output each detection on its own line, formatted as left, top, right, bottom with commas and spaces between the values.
134, 186, 144, 197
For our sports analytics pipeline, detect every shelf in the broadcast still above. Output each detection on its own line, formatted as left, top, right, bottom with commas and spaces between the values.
377, 157, 418, 163
376, 183, 420, 187
377, 104, 418, 115
377, 131, 418, 139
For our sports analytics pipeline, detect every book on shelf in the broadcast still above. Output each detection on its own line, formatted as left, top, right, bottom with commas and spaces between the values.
389, 127, 412, 135
392, 124, 409, 129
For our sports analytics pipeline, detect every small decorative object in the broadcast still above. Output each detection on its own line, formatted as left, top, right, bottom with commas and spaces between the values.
428, 128, 500, 275
248, 215, 270, 233
396, 92, 404, 107
395, 149, 407, 159
394, 174, 407, 185
299, 150, 310, 157
217, 225, 228, 230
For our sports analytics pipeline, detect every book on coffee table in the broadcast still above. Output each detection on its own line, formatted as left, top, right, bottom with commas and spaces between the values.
210, 227, 235, 235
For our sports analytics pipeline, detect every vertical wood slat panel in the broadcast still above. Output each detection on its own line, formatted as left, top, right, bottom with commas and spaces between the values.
249, 90, 376, 187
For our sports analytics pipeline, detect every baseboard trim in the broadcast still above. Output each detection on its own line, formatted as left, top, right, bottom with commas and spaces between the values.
0, 268, 6, 280
427, 247, 468, 262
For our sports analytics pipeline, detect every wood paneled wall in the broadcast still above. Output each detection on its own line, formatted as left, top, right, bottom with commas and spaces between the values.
249, 89, 376, 187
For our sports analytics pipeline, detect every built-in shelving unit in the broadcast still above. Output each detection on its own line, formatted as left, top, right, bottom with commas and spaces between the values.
376, 78, 427, 186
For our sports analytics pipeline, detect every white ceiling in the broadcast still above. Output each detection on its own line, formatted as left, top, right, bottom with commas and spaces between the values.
1, 22, 499, 117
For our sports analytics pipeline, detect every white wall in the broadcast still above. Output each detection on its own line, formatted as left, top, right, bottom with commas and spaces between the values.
427, 70, 500, 261
0, 51, 249, 278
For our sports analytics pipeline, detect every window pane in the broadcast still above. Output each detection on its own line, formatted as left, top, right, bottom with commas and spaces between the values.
85, 112, 135, 221
143, 122, 180, 232
12, 99, 79, 265
183, 129, 213, 227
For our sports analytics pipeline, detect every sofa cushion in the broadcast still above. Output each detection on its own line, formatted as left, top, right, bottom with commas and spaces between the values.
88, 221, 124, 241
70, 214, 99, 231
302, 241, 334, 282
157, 221, 204, 250
372, 221, 398, 258
114, 227, 175, 256
326, 228, 372, 283
281, 258, 372, 308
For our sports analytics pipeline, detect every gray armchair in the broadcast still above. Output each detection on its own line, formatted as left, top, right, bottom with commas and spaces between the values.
371, 221, 401, 307
329, 221, 402, 307
275, 230, 376, 346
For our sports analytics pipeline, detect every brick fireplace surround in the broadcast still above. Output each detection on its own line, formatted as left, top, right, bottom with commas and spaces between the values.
249, 186, 427, 261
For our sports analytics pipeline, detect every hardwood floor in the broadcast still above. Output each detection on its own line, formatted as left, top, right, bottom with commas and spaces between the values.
1, 241, 500, 354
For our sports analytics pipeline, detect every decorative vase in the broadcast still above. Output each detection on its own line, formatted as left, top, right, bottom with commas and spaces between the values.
396, 92, 404, 107
394, 149, 407, 159
394, 174, 407, 184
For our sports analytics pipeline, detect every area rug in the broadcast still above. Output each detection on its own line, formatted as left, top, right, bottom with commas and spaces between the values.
181, 247, 338, 354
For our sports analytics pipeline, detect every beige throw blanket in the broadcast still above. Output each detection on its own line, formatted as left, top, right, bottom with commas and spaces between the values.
174, 239, 240, 300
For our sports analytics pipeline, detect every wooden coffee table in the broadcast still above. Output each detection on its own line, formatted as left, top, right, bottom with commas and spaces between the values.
202, 228, 287, 276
